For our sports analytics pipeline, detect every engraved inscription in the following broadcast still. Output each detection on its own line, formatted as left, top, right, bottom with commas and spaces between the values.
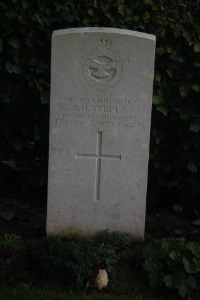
55, 96, 145, 130
76, 131, 121, 201
75, 37, 127, 90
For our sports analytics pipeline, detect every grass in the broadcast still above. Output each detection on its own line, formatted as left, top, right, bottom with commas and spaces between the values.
0, 288, 147, 300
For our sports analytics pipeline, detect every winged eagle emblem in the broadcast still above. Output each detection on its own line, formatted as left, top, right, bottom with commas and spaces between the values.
76, 57, 120, 81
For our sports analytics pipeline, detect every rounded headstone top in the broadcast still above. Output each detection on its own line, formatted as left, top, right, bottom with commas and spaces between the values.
52, 27, 156, 42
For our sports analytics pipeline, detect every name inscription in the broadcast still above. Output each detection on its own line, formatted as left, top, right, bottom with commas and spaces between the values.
54, 96, 144, 130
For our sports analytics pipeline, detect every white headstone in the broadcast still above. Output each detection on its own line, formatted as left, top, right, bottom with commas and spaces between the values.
47, 28, 156, 239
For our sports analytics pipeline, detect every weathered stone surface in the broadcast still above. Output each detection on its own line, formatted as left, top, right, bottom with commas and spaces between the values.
47, 27, 156, 239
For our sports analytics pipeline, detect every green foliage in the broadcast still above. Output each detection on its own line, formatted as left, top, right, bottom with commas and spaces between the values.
0, 0, 199, 202
0, 233, 23, 252
143, 238, 200, 298
0, 287, 147, 300
93, 230, 133, 252
38, 231, 131, 289
38, 237, 66, 275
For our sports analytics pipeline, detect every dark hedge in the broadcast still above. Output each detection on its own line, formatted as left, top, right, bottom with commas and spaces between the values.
0, 0, 199, 204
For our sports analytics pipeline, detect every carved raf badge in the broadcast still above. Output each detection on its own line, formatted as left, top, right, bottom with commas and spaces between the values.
75, 37, 127, 91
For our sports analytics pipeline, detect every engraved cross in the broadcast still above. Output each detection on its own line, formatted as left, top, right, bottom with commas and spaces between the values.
76, 131, 121, 201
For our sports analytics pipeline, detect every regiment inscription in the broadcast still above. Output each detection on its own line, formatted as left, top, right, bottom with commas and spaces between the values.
55, 96, 144, 129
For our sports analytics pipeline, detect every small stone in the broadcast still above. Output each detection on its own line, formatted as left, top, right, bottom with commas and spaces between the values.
94, 269, 109, 290
0, 211, 14, 221
191, 219, 200, 226
17, 283, 30, 290
172, 204, 183, 212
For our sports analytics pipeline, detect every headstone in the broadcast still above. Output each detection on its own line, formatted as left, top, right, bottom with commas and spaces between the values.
47, 27, 156, 239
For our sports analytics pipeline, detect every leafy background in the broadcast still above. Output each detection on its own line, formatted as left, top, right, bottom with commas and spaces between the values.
0, 0, 199, 206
